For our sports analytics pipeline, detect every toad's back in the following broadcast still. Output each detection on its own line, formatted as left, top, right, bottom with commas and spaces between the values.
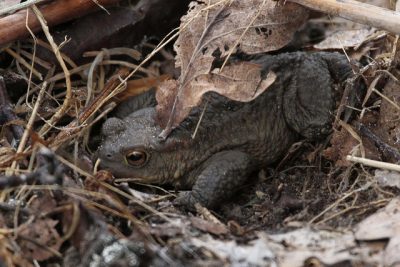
169, 52, 345, 166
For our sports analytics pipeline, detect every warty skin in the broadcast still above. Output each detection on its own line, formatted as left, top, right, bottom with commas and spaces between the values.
97, 52, 352, 209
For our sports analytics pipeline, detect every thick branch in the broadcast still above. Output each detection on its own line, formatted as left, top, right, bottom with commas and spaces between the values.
0, 0, 121, 45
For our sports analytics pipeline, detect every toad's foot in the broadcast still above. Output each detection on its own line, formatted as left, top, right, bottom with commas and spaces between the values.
174, 150, 256, 210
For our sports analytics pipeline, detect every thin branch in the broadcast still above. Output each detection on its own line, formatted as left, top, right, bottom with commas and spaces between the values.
0, 0, 121, 45
347, 155, 400, 172
288, 0, 400, 35
0, 0, 48, 16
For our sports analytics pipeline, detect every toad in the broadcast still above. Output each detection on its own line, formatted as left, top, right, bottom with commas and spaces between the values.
97, 52, 353, 209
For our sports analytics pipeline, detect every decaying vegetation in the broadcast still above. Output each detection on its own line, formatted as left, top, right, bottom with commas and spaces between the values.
0, 0, 399, 266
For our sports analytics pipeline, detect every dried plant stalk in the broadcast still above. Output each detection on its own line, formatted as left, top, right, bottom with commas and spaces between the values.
32, 5, 72, 137
50, 68, 130, 149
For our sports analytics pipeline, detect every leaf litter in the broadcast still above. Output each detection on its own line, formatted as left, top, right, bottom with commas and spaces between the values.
0, 0, 400, 266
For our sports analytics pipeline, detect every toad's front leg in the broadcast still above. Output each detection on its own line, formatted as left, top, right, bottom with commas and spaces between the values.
174, 150, 257, 210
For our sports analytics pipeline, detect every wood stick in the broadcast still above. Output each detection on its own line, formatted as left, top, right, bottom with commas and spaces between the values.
0, 0, 121, 45
288, 0, 400, 35
346, 155, 400, 172
0, 0, 48, 16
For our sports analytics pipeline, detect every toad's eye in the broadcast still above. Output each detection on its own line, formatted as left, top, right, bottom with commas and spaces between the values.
125, 150, 148, 167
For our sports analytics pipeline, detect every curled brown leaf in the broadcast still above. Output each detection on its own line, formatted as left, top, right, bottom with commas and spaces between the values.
156, 0, 309, 136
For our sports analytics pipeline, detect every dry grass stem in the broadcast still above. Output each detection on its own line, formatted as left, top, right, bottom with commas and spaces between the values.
31, 5, 72, 137
34, 39, 78, 69
59, 202, 79, 243
309, 182, 372, 224
51, 151, 168, 228
18, 49, 52, 70
372, 88, 400, 111
4, 47, 42, 80
316, 198, 389, 225
83, 47, 141, 60
99, 181, 175, 224
362, 74, 382, 107
339, 120, 366, 158
86, 51, 104, 106
7, 82, 47, 175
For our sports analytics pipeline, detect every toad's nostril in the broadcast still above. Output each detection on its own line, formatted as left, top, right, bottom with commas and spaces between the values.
106, 153, 112, 159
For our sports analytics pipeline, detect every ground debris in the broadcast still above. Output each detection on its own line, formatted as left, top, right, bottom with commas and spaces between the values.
375, 169, 400, 188
186, 225, 385, 267
1, 0, 400, 266
355, 198, 400, 267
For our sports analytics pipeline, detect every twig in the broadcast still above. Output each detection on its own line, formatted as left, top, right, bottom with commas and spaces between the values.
288, 0, 400, 35
355, 122, 400, 162
362, 74, 381, 107
59, 202, 80, 243
18, 50, 52, 70
346, 155, 400, 172
0, 0, 48, 16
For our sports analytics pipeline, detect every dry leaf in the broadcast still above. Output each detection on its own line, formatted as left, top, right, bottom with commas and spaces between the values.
175, 0, 309, 66
156, 0, 307, 134
355, 198, 400, 266
156, 64, 276, 128
314, 28, 376, 50
375, 169, 400, 189
19, 218, 62, 261
190, 217, 228, 235
355, 198, 400, 241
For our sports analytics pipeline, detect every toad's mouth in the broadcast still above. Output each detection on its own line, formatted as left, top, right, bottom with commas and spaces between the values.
96, 158, 166, 184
